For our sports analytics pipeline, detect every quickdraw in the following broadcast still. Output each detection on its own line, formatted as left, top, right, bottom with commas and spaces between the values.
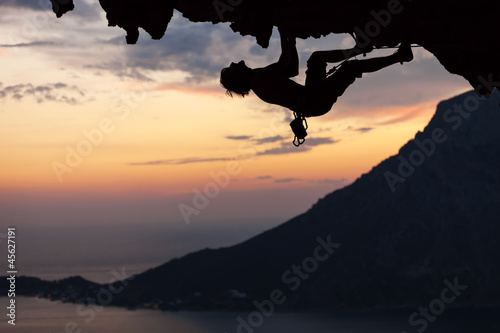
290, 111, 308, 147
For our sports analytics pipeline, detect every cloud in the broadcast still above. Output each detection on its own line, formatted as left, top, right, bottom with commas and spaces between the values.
374, 104, 431, 126
0, 82, 86, 104
305, 137, 340, 146
92, 18, 230, 82
255, 135, 284, 144
0, 0, 49, 11
309, 178, 350, 186
127, 157, 234, 166
66, 12, 467, 115
90, 12, 282, 83
353, 127, 373, 133
226, 135, 253, 141
0, 0, 101, 19
84, 61, 155, 82
0, 5, 469, 119
257, 143, 309, 156
265, 176, 348, 185
256, 137, 338, 156
225, 134, 285, 145
128, 135, 338, 166
0, 41, 55, 48
267, 176, 349, 185
274, 178, 303, 183
322, 57, 469, 122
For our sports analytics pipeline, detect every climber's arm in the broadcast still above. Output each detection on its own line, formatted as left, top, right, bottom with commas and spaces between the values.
264, 27, 299, 78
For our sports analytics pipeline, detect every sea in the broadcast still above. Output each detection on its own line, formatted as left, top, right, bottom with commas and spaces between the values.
0, 297, 498, 333
1, 222, 499, 332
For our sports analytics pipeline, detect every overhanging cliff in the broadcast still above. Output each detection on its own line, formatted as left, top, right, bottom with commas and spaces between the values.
51, 0, 500, 96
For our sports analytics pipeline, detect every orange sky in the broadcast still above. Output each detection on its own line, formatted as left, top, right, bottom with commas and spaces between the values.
0, 4, 480, 283
0, 7, 472, 229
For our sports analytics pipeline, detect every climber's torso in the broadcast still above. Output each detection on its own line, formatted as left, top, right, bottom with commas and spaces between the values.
251, 68, 304, 112
251, 68, 334, 117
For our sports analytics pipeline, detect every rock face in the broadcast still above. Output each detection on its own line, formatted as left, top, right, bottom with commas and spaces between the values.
104, 90, 500, 310
54, 0, 500, 95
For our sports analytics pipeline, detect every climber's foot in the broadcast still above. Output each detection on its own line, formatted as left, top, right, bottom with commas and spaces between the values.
395, 42, 413, 64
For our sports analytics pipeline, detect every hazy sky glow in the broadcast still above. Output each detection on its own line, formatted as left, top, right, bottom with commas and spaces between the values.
0, 0, 473, 279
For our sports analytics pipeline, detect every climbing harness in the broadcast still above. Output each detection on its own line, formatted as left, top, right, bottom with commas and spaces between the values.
290, 111, 308, 147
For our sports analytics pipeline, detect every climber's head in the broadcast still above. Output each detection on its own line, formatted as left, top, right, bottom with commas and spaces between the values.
220, 60, 253, 98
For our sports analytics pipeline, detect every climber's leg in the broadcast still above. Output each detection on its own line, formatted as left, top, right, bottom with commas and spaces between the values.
305, 43, 378, 87
303, 49, 365, 116
307, 45, 371, 66
353, 42, 413, 73
305, 54, 328, 88
324, 43, 413, 101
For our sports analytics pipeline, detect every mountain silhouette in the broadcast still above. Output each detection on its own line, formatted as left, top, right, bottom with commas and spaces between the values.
51, 0, 500, 96
4, 90, 500, 310
112, 90, 500, 310
5, 90, 500, 310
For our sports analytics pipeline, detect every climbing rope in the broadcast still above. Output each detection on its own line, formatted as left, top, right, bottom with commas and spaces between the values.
377, 44, 423, 49
290, 111, 308, 147
326, 43, 422, 77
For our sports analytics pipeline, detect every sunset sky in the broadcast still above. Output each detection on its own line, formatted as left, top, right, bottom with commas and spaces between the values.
0, 0, 472, 280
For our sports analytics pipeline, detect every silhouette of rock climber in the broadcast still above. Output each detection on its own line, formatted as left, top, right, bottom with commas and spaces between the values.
220, 28, 413, 118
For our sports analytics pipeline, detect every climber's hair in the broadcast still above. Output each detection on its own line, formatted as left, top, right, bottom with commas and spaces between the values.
220, 67, 251, 98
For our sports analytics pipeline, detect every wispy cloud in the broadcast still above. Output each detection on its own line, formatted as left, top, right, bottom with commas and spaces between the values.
0, 41, 56, 48
257, 176, 273, 180
353, 127, 373, 133
257, 143, 308, 156
0, 0, 101, 19
375, 104, 431, 126
225, 134, 285, 145
0, 0, 49, 11
256, 135, 284, 144
0, 82, 86, 104
128, 136, 338, 166
273, 177, 349, 185
309, 178, 350, 186
127, 157, 234, 166
275, 178, 303, 183
88, 12, 282, 83
304, 137, 340, 146
91, 18, 229, 82
226, 135, 253, 141
84, 61, 155, 82
256, 137, 338, 156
